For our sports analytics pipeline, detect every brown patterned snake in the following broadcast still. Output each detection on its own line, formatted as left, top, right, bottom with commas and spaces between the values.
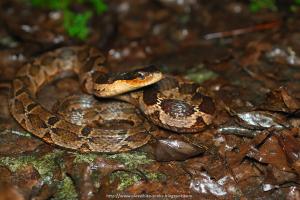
9, 46, 215, 153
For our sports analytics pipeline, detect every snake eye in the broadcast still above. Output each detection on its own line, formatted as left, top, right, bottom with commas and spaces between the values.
137, 72, 146, 79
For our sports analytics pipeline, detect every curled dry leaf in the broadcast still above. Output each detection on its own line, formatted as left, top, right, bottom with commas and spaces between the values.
63, 154, 125, 199
218, 120, 260, 137
263, 165, 298, 187
235, 110, 288, 130
280, 87, 300, 111
276, 129, 300, 175
262, 87, 300, 113
248, 134, 292, 172
30, 184, 56, 200
147, 129, 207, 162
190, 172, 238, 198
12, 165, 43, 199
240, 41, 272, 67
150, 138, 206, 162
184, 155, 227, 181
65, 162, 96, 200
231, 161, 261, 183
226, 129, 271, 167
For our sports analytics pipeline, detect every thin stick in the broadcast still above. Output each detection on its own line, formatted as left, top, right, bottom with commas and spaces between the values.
204, 20, 281, 40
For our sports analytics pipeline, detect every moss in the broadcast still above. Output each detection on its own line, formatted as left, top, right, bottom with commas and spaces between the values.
72, 151, 154, 189
72, 152, 98, 164
110, 170, 166, 191
146, 171, 166, 182
0, 151, 78, 199
0, 150, 63, 184
105, 152, 159, 190
0, 148, 155, 193
53, 176, 78, 200
106, 151, 153, 169
185, 65, 218, 84
110, 171, 141, 191
60, 149, 152, 167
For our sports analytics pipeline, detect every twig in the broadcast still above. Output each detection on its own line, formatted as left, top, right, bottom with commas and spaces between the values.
204, 20, 281, 40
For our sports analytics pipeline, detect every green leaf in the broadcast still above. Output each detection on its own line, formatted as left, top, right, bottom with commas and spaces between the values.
249, 0, 277, 12
90, 0, 108, 14
63, 10, 92, 40
29, 0, 108, 40
294, 0, 300, 5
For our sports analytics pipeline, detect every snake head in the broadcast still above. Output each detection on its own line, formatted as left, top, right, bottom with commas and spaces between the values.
93, 65, 163, 97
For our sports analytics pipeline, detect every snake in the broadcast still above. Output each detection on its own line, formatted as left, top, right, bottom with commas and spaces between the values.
9, 46, 215, 153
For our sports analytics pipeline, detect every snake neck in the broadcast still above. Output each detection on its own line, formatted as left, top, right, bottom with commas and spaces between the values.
113, 90, 143, 107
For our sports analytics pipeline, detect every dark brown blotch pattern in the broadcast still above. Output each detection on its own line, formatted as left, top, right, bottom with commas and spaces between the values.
26, 103, 39, 112
161, 99, 195, 118
114, 65, 158, 81
143, 86, 159, 105
81, 126, 92, 136
85, 58, 97, 71
51, 128, 60, 135
15, 87, 28, 97
14, 99, 25, 114
19, 119, 26, 127
94, 72, 109, 84
126, 132, 147, 143
192, 92, 204, 101
47, 116, 60, 126
198, 96, 215, 114
117, 71, 138, 81
108, 65, 158, 83
79, 143, 91, 152
179, 83, 198, 94
51, 128, 79, 141
43, 132, 53, 143
157, 77, 179, 91
196, 116, 205, 124
28, 114, 48, 129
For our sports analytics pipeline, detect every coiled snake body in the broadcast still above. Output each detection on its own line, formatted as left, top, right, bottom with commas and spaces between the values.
9, 46, 215, 153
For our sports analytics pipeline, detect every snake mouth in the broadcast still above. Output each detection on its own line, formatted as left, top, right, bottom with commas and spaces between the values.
93, 71, 163, 97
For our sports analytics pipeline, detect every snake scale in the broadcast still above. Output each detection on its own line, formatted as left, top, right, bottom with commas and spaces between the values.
9, 46, 215, 153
